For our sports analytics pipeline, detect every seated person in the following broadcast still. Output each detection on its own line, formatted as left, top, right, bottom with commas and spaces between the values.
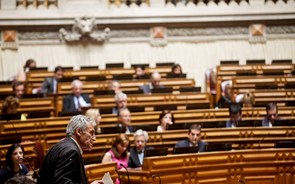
262, 102, 279, 127
15, 59, 36, 82
139, 71, 165, 94
216, 80, 232, 108
174, 124, 207, 152
157, 110, 175, 132
108, 80, 122, 94
41, 66, 64, 95
226, 103, 242, 128
128, 129, 149, 169
0, 143, 29, 184
112, 92, 128, 115
134, 65, 149, 79
62, 79, 91, 113
12, 82, 25, 99
117, 108, 134, 134
1, 96, 26, 120
240, 91, 255, 108
85, 108, 102, 134
102, 134, 130, 184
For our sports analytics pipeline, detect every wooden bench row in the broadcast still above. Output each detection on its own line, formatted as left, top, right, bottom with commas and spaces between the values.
26, 66, 172, 83
213, 63, 294, 103
1, 126, 295, 170
118, 148, 295, 184
215, 75, 295, 104
1, 106, 295, 141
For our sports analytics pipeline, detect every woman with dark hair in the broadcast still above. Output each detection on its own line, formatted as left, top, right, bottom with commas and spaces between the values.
0, 144, 29, 184
102, 134, 130, 184
15, 59, 36, 81
157, 110, 175, 132
171, 64, 183, 75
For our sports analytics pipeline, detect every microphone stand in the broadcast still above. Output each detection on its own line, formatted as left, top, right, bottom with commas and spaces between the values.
114, 169, 121, 184
119, 163, 130, 184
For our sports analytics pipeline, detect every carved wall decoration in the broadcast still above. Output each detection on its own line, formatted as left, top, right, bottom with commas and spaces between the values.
1, 30, 18, 50
150, 26, 167, 47
18, 31, 59, 41
59, 17, 111, 43
249, 24, 266, 43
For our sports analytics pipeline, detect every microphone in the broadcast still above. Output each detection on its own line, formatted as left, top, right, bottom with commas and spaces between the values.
120, 163, 130, 184
152, 175, 162, 184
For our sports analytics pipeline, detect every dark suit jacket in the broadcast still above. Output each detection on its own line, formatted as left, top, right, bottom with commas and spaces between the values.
41, 77, 56, 94
37, 137, 88, 184
139, 84, 165, 94
128, 147, 142, 168
62, 94, 90, 113
174, 139, 207, 152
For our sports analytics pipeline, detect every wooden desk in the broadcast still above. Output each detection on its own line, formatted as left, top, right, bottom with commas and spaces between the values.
119, 148, 295, 184
85, 162, 117, 183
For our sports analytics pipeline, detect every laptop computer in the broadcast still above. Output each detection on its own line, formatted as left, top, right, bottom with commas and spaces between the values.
144, 147, 168, 157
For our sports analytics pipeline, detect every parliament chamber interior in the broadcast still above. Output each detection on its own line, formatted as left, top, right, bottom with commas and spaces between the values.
0, 0, 295, 183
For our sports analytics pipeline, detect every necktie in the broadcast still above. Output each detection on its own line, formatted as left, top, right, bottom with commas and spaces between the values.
76, 96, 81, 109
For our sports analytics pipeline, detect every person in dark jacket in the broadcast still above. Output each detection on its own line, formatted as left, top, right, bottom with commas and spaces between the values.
37, 115, 102, 184
174, 124, 207, 152
128, 129, 149, 169
0, 144, 29, 184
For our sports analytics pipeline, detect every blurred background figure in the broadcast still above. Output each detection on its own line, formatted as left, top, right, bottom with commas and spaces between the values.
238, 91, 255, 108
216, 80, 232, 108
128, 129, 149, 169
226, 103, 242, 128
139, 71, 165, 94
117, 108, 134, 134
157, 110, 175, 132
62, 80, 91, 113
262, 102, 279, 127
133, 65, 149, 80
12, 82, 25, 99
1, 96, 26, 120
174, 124, 207, 152
108, 80, 122, 94
15, 59, 37, 82
0, 144, 29, 184
112, 92, 128, 115
2, 96, 20, 114
41, 66, 64, 95
171, 64, 183, 75
205, 68, 217, 106
85, 108, 102, 134
102, 134, 130, 184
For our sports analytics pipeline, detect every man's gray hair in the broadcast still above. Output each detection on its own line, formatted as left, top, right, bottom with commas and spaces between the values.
134, 129, 149, 142
66, 115, 96, 136
114, 92, 128, 102
71, 79, 83, 88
